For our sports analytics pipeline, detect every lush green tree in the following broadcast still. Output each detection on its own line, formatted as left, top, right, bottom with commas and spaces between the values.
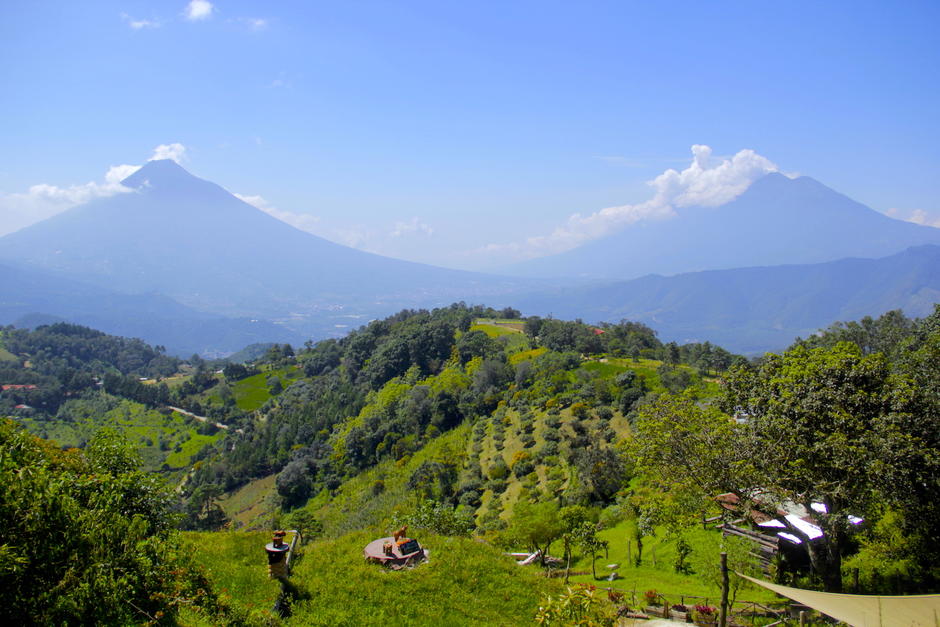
402, 500, 474, 537
571, 445, 628, 503
635, 342, 936, 592
277, 458, 313, 508
689, 535, 760, 605
505, 501, 564, 566
0, 421, 217, 624
572, 521, 608, 580
407, 460, 459, 502
183, 483, 228, 530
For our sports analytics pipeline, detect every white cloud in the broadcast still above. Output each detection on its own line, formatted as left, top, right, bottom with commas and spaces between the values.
477, 144, 779, 261
240, 17, 268, 30
105, 164, 142, 183
0, 170, 136, 236
390, 217, 433, 238
332, 228, 373, 250
184, 0, 214, 21
121, 13, 160, 29
149, 143, 186, 163
902, 208, 940, 228
233, 193, 323, 233
0, 143, 187, 236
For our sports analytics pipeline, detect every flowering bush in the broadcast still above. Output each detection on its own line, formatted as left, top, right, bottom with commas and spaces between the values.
643, 589, 659, 605
693, 604, 717, 624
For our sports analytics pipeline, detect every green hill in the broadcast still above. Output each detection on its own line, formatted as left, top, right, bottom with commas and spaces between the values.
181, 530, 561, 626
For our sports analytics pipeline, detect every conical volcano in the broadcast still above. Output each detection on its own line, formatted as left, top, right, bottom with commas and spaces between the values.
0, 161, 508, 319
506, 172, 940, 279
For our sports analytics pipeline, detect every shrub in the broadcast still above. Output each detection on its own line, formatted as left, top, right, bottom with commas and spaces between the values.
534, 584, 615, 626
0, 422, 220, 624
402, 500, 475, 537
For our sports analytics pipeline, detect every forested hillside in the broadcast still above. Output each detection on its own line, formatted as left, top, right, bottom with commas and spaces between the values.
181, 304, 730, 522
2, 304, 938, 624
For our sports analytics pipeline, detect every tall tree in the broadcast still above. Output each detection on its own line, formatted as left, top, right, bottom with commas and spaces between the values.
635, 342, 933, 592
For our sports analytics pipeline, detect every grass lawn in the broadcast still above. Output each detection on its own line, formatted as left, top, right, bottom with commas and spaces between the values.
225, 367, 300, 411
565, 520, 782, 610
180, 530, 282, 625
183, 528, 561, 626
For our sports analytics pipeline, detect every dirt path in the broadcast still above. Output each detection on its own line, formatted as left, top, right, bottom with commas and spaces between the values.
167, 405, 244, 434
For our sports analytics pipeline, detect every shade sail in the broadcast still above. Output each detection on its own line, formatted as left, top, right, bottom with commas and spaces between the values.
737, 573, 940, 627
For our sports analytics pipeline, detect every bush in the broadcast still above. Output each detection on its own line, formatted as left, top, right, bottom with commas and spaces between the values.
513, 460, 535, 478
402, 501, 475, 537
534, 584, 615, 626
0, 422, 220, 624
488, 459, 510, 480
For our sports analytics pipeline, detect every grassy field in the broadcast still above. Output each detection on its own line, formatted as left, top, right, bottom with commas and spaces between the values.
564, 520, 781, 609
203, 366, 304, 412
218, 474, 278, 529
182, 529, 561, 626
179, 522, 781, 626
17, 399, 222, 475
508, 346, 547, 365
470, 321, 531, 354
306, 423, 472, 538
473, 318, 526, 330
180, 531, 283, 625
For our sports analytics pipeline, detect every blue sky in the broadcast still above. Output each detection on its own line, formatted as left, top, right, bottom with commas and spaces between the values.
1, 0, 938, 269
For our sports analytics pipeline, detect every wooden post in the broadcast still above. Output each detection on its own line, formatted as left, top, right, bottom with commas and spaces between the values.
799, 610, 807, 626
284, 529, 301, 575
719, 552, 729, 627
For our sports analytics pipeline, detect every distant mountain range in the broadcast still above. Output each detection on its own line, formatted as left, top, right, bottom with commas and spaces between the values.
0, 262, 302, 356
506, 172, 940, 279
516, 245, 940, 353
1, 160, 937, 355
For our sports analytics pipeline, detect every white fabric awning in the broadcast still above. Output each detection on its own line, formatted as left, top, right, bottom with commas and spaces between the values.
737, 573, 940, 627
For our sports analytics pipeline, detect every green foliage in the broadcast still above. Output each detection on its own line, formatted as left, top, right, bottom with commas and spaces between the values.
0, 420, 219, 625
501, 501, 563, 561
283, 509, 324, 544
534, 584, 615, 627
181, 531, 281, 625
402, 500, 475, 536
688, 535, 760, 604
842, 507, 930, 593
636, 339, 940, 592
190, 528, 560, 626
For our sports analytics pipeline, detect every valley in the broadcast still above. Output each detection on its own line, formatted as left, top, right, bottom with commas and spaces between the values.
3, 303, 937, 624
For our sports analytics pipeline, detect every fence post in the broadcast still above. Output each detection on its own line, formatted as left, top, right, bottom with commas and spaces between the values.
719, 552, 729, 627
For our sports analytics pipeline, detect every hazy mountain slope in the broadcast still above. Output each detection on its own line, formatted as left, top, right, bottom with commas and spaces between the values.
507, 173, 940, 279
0, 160, 522, 319
0, 262, 301, 355
516, 245, 940, 353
